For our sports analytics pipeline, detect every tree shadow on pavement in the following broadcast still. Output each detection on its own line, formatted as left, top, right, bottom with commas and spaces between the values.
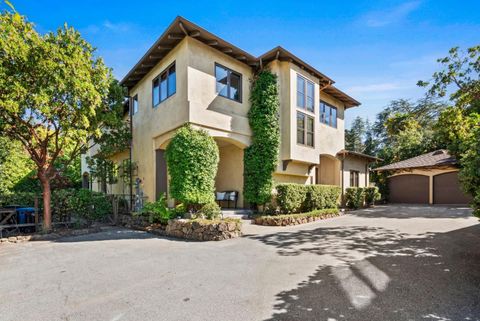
349, 205, 473, 219
250, 224, 480, 321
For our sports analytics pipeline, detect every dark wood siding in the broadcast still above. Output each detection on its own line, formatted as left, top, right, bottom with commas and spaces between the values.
433, 171, 473, 204
155, 149, 168, 201
388, 175, 429, 204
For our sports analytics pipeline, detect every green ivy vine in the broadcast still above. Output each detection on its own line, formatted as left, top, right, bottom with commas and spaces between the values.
244, 70, 280, 207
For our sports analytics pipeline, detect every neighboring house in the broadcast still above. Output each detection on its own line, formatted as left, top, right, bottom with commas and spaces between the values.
374, 150, 473, 205
81, 16, 377, 207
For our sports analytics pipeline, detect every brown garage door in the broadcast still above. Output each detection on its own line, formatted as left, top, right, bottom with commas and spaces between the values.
388, 175, 429, 204
433, 171, 473, 204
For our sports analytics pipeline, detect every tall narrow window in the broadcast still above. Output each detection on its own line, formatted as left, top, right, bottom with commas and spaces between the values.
350, 170, 359, 187
320, 101, 337, 128
132, 95, 138, 115
297, 112, 314, 147
152, 62, 176, 107
297, 74, 315, 112
215, 63, 242, 102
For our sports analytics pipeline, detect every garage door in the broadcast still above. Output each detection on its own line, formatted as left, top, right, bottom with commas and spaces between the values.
389, 175, 429, 204
433, 172, 473, 204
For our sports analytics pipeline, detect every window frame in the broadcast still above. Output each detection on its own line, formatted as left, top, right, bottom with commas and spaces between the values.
132, 94, 138, 115
215, 63, 242, 103
350, 170, 360, 187
296, 111, 315, 147
320, 100, 338, 128
297, 74, 315, 112
152, 61, 176, 108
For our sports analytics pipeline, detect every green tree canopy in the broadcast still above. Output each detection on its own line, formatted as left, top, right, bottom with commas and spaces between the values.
0, 6, 124, 229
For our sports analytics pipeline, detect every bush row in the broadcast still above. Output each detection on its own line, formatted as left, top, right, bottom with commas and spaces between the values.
0, 189, 112, 223
275, 184, 341, 214
345, 187, 381, 209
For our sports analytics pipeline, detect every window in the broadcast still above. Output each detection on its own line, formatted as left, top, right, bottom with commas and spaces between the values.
350, 170, 359, 187
215, 63, 242, 102
320, 101, 337, 128
132, 95, 138, 115
297, 74, 314, 112
152, 63, 176, 107
297, 112, 314, 147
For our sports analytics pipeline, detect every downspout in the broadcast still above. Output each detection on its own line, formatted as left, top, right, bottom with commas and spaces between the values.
365, 162, 368, 187
129, 96, 133, 211
341, 155, 345, 206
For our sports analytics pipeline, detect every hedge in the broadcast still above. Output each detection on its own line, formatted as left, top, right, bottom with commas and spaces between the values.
275, 183, 341, 214
345, 187, 365, 209
165, 124, 219, 207
252, 208, 340, 226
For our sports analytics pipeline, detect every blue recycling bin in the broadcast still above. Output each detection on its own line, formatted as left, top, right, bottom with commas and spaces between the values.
16, 207, 35, 224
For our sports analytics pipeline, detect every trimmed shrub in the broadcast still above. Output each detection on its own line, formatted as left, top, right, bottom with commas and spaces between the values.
244, 70, 280, 206
364, 187, 381, 206
345, 187, 365, 209
305, 185, 341, 211
276, 184, 307, 214
199, 202, 221, 220
165, 124, 219, 208
0, 192, 37, 207
276, 183, 341, 214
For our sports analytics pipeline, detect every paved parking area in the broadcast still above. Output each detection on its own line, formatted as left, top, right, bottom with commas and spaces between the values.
1, 205, 479, 321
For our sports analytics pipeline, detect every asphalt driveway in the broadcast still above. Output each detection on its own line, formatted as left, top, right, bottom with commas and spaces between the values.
1, 205, 479, 321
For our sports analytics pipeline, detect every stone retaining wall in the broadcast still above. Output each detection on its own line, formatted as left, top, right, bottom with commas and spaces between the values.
253, 211, 340, 226
119, 214, 242, 241
166, 219, 241, 241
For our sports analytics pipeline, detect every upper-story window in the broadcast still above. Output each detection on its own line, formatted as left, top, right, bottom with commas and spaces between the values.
215, 63, 242, 102
297, 74, 314, 112
297, 111, 314, 147
152, 62, 176, 107
132, 95, 138, 115
320, 101, 337, 128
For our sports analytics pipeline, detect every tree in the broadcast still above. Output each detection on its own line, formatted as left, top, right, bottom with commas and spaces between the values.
243, 70, 280, 208
0, 7, 123, 230
419, 46, 480, 216
345, 116, 366, 153
165, 124, 219, 209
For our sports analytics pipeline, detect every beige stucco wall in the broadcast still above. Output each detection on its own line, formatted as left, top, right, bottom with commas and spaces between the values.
318, 92, 346, 156
389, 168, 459, 204
342, 156, 370, 192
215, 143, 244, 206
318, 155, 341, 185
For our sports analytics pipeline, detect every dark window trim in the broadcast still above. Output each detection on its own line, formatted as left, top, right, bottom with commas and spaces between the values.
297, 74, 315, 113
215, 62, 242, 103
350, 170, 360, 187
152, 61, 176, 108
296, 111, 315, 148
320, 100, 338, 128
132, 94, 138, 115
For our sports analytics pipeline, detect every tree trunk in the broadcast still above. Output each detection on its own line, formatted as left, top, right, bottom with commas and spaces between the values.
39, 176, 52, 232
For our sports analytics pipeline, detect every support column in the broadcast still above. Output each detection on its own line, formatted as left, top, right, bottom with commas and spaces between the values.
428, 175, 434, 204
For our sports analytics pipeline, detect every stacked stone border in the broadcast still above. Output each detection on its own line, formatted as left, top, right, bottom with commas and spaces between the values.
252, 209, 340, 226
120, 214, 242, 241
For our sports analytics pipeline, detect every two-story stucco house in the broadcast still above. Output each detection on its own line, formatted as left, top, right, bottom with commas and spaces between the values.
81, 16, 378, 208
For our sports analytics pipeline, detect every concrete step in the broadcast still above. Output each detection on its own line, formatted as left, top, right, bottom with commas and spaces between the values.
221, 209, 252, 220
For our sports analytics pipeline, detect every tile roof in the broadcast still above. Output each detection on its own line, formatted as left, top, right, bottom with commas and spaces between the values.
374, 150, 457, 171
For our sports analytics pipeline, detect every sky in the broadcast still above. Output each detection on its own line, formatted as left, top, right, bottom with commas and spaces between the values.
4, 0, 480, 127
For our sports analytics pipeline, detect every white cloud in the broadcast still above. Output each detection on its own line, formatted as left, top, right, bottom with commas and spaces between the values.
362, 1, 422, 27
102, 20, 132, 33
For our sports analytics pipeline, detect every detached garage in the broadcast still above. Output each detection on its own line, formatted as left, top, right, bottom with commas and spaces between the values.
375, 150, 473, 205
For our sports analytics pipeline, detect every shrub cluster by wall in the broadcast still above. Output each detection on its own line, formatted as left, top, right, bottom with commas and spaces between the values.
165, 124, 219, 208
253, 208, 340, 226
244, 70, 280, 207
0, 189, 112, 223
345, 187, 381, 209
275, 184, 341, 214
